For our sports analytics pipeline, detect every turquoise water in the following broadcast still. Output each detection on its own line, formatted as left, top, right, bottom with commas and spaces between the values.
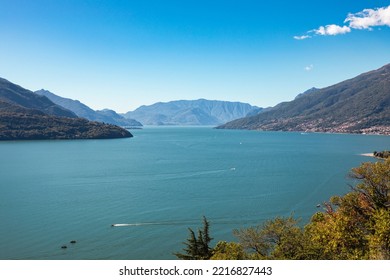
0, 127, 388, 259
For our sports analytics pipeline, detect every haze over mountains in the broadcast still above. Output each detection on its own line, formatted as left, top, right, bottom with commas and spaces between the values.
35, 90, 260, 127
218, 63, 390, 135
123, 99, 260, 125
0, 78, 77, 119
0, 78, 132, 140
1, 62, 390, 139
35, 89, 142, 127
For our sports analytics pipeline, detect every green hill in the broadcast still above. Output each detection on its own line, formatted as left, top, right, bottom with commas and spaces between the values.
0, 78, 132, 140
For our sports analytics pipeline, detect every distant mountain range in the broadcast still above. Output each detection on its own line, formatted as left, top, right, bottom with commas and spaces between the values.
0, 78, 132, 140
0, 79, 77, 119
123, 99, 261, 125
35, 89, 142, 127
3, 62, 389, 138
218, 63, 390, 135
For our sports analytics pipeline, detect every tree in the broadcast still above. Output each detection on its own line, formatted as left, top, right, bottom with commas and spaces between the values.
304, 158, 390, 259
233, 216, 304, 259
303, 203, 370, 259
211, 241, 247, 260
174, 216, 213, 260
350, 158, 390, 211
175, 159, 390, 260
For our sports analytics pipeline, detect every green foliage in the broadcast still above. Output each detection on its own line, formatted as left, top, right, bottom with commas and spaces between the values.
233, 216, 304, 260
305, 158, 390, 259
367, 209, 390, 259
179, 158, 390, 260
351, 158, 390, 211
300, 158, 390, 259
174, 216, 213, 260
304, 203, 370, 259
211, 241, 248, 260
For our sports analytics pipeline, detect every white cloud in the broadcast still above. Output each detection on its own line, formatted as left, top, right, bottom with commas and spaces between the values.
293, 35, 311, 40
294, 5, 390, 40
345, 5, 390, 29
304, 64, 314, 71
314, 24, 351, 36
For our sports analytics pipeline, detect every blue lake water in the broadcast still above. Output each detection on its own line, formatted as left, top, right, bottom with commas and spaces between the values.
0, 127, 388, 259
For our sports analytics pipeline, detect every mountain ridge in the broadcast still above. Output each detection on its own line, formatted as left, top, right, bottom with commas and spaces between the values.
35, 89, 142, 127
123, 99, 261, 125
0, 78, 77, 118
218, 63, 390, 135
0, 78, 132, 140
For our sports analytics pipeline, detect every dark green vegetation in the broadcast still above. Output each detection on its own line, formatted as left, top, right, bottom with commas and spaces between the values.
374, 150, 390, 159
123, 99, 261, 125
219, 63, 390, 135
35, 89, 142, 127
174, 216, 213, 260
176, 158, 390, 259
0, 78, 132, 140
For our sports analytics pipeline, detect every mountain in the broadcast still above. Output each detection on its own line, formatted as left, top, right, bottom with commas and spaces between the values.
218, 63, 390, 135
35, 89, 142, 127
123, 99, 261, 125
294, 87, 319, 99
0, 78, 76, 118
95, 108, 142, 127
0, 78, 132, 140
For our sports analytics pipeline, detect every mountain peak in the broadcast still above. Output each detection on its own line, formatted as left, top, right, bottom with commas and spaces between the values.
35, 89, 142, 127
123, 99, 261, 126
295, 87, 319, 99
218, 63, 390, 135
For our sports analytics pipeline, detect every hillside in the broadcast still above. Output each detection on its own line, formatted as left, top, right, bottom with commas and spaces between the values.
0, 79, 132, 140
123, 99, 260, 125
35, 89, 142, 127
0, 78, 76, 118
218, 63, 390, 135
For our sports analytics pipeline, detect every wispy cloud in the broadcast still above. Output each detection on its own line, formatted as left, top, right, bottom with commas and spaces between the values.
294, 5, 390, 40
304, 64, 314, 71
293, 35, 311, 40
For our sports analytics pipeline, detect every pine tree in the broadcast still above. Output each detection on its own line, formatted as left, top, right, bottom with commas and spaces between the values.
199, 216, 213, 259
174, 216, 213, 260
174, 228, 200, 260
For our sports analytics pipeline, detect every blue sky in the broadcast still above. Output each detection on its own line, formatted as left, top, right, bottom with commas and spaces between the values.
1, 0, 390, 112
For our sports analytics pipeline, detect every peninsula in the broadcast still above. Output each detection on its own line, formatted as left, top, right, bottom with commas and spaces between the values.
0, 78, 132, 140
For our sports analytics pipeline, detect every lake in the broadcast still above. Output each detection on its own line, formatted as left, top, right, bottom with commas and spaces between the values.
0, 127, 388, 259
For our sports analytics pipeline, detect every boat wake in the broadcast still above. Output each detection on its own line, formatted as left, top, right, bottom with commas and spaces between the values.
111, 223, 162, 227
111, 216, 261, 228
111, 221, 191, 227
